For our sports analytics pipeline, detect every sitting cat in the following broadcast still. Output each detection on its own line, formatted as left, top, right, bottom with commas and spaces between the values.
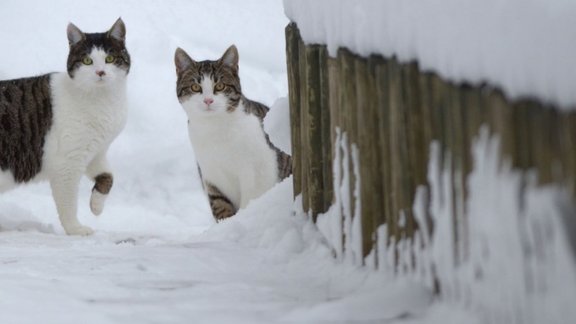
0, 18, 130, 235
174, 45, 291, 221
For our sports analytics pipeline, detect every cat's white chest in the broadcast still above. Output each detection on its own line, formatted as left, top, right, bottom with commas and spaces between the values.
41, 73, 127, 176
187, 110, 278, 209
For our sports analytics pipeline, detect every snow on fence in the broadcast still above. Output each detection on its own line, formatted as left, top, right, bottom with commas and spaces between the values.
286, 22, 576, 323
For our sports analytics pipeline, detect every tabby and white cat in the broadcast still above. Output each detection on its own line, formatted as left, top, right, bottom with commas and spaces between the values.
0, 18, 130, 235
174, 45, 292, 221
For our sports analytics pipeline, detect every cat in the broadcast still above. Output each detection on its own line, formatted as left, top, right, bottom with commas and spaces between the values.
174, 45, 292, 221
0, 18, 130, 235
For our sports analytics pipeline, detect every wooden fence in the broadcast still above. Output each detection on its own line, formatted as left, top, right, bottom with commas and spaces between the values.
286, 23, 576, 262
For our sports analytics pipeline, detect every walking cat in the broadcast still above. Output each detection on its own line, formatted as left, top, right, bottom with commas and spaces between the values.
174, 45, 292, 221
0, 18, 130, 235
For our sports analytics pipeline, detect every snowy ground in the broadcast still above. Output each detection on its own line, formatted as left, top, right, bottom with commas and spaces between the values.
0, 1, 453, 323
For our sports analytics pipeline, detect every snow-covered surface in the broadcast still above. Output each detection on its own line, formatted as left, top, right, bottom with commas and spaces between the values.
319, 127, 576, 323
316, 130, 363, 264
386, 129, 576, 324
0, 177, 437, 324
264, 97, 292, 155
284, 0, 576, 109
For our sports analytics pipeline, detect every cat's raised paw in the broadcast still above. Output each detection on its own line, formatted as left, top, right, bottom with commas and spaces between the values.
90, 191, 107, 216
64, 224, 94, 236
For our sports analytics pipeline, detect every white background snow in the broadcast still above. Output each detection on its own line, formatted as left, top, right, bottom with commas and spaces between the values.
284, 0, 576, 109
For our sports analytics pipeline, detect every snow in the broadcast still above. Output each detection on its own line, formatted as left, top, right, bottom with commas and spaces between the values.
264, 97, 292, 155
283, 0, 576, 109
378, 128, 576, 324
317, 130, 364, 265
316, 126, 576, 323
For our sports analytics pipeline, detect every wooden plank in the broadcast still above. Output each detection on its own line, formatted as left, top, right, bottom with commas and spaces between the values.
285, 23, 302, 198
559, 112, 576, 195
328, 56, 340, 200
530, 103, 555, 185
297, 33, 310, 213
564, 113, 576, 197
401, 62, 423, 240
304, 45, 325, 219
319, 47, 333, 214
459, 84, 484, 260
327, 53, 343, 256
417, 72, 436, 243
387, 57, 404, 243
512, 100, 533, 171
341, 49, 359, 208
339, 49, 360, 259
429, 74, 447, 159
356, 55, 381, 259
450, 82, 467, 264
461, 84, 484, 177
374, 56, 393, 242
444, 81, 460, 264
368, 55, 387, 265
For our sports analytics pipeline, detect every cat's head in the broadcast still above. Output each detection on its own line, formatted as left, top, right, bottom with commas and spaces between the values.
66, 18, 130, 87
174, 45, 242, 116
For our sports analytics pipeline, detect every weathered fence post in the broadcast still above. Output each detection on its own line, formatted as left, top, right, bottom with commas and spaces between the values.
285, 23, 302, 199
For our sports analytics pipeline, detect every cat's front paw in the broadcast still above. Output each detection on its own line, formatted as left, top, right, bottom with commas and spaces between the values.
64, 224, 94, 236
90, 191, 107, 216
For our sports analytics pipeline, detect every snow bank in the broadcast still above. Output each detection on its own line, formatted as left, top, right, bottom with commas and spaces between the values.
264, 97, 291, 155
382, 128, 576, 324
284, 0, 576, 109
315, 124, 576, 323
316, 129, 363, 265
198, 176, 437, 323
197, 177, 321, 258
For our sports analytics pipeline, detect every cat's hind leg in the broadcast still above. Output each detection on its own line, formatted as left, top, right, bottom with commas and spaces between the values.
205, 182, 236, 221
86, 152, 113, 216
276, 150, 293, 180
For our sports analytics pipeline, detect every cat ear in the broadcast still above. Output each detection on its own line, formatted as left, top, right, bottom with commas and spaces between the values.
175, 48, 195, 74
67, 23, 85, 46
220, 45, 239, 70
108, 18, 126, 42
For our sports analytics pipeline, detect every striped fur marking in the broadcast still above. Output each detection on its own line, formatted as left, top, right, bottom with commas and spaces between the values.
0, 74, 53, 183
205, 182, 236, 221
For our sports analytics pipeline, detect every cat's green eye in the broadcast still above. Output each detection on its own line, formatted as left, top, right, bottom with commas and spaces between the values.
191, 84, 202, 92
82, 57, 93, 65
105, 55, 116, 64
214, 83, 225, 91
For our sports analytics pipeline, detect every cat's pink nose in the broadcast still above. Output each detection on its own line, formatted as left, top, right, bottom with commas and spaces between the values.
96, 70, 106, 77
204, 98, 214, 105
